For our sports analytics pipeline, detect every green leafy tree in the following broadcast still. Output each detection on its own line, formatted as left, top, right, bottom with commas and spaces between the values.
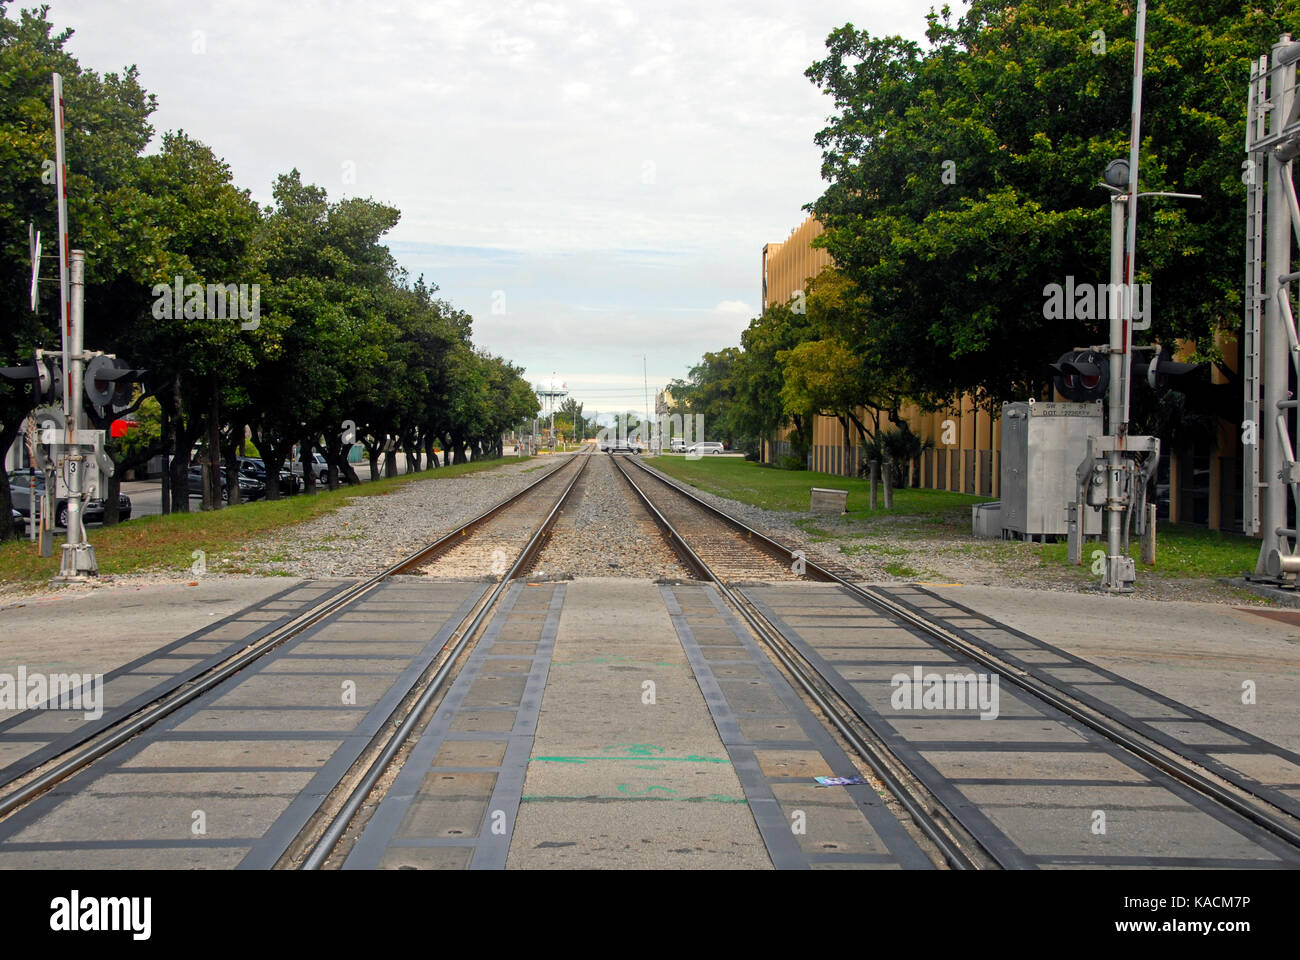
777, 338, 863, 476
668, 347, 745, 446
248, 171, 395, 495
806, 0, 1288, 412
0, 3, 155, 536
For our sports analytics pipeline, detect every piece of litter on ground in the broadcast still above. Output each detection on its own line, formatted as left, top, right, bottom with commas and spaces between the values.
814, 776, 867, 786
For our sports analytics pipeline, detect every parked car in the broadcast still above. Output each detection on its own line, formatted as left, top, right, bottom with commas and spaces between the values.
289, 452, 330, 484
186, 464, 265, 501
7, 468, 132, 528
11, 508, 25, 536
599, 435, 638, 454
687, 441, 725, 455
237, 457, 299, 495
669, 438, 687, 453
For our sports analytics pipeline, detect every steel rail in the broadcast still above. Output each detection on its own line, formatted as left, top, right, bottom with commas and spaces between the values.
848, 583, 1300, 851
300, 450, 593, 868
621, 456, 1300, 854
610, 454, 980, 870
0, 453, 580, 821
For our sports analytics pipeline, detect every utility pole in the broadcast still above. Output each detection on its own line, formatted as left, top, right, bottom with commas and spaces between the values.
1072, 4, 1193, 593
643, 355, 651, 453
45, 74, 114, 582
51, 74, 96, 580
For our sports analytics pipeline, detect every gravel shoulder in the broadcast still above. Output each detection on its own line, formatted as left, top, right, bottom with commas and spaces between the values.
242, 456, 565, 577
0, 456, 565, 601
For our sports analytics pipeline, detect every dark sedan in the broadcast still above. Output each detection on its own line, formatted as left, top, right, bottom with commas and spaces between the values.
186, 464, 265, 501
7, 468, 132, 529
237, 457, 299, 495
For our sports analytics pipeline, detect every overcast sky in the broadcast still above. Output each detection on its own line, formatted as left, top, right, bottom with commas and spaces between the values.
50, 0, 942, 420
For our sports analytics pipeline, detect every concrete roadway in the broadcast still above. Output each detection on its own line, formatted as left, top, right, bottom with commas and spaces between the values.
0, 572, 1297, 869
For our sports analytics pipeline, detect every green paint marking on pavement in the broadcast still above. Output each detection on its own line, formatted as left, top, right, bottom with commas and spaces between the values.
612, 743, 663, 756
617, 784, 677, 795
551, 657, 678, 666
532, 755, 728, 765
520, 794, 749, 804
530, 743, 728, 765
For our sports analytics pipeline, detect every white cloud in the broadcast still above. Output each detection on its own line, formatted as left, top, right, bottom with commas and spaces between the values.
47, 0, 936, 392
714, 300, 753, 315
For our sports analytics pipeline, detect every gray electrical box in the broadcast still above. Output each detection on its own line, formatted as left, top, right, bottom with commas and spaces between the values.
1000, 400, 1104, 539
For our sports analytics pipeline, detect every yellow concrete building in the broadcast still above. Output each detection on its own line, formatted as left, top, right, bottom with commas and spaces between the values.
759, 214, 1244, 531
761, 214, 1001, 498
762, 218, 833, 313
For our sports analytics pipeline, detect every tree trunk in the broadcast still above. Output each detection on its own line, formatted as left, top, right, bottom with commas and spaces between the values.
403, 432, 420, 473
300, 443, 317, 496
839, 415, 852, 478
105, 432, 170, 524
261, 440, 291, 502
205, 378, 222, 510
0, 420, 21, 541
169, 445, 192, 512
383, 437, 398, 478
160, 398, 171, 515
223, 445, 242, 507
324, 439, 358, 487
169, 378, 199, 513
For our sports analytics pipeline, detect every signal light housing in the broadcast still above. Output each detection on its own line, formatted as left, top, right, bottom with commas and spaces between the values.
1049, 349, 1110, 403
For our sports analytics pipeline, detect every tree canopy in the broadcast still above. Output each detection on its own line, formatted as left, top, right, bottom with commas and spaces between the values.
0, 3, 538, 536
672, 0, 1286, 469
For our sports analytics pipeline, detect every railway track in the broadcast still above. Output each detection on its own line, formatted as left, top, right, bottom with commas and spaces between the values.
0, 450, 592, 868
612, 453, 1300, 869
2, 447, 1293, 870
608, 454, 814, 583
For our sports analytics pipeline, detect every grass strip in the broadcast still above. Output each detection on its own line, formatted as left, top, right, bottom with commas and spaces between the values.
0, 456, 531, 583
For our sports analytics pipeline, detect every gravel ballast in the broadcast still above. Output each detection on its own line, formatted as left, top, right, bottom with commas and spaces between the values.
530, 455, 688, 580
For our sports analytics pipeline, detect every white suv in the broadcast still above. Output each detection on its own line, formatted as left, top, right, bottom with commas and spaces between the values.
687, 442, 725, 455
290, 452, 330, 483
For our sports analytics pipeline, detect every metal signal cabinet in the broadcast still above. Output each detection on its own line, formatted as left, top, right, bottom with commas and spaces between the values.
999, 401, 1104, 539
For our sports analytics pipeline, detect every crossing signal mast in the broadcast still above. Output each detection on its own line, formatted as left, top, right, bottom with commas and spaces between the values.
0, 75, 143, 579
1058, 1, 1200, 593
